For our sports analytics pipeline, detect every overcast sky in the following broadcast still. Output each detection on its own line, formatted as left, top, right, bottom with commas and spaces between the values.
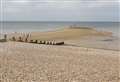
0, 0, 120, 21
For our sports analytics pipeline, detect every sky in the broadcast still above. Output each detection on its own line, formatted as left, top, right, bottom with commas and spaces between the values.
0, 0, 120, 22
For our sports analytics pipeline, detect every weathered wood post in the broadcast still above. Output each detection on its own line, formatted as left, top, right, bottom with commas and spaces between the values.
18, 36, 22, 42
26, 33, 29, 42
12, 36, 16, 41
4, 34, 7, 41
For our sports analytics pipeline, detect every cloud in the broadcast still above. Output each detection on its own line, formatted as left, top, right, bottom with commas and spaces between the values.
2, 0, 119, 7
1, 0, 119, 21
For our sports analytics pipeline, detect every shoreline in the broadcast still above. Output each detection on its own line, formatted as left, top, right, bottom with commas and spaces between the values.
1, 27, 120, 51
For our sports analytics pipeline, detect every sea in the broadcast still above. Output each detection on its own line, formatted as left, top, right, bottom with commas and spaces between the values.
0, 22, 120, 37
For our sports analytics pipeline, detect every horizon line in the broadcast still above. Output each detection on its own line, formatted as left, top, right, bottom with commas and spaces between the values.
0, 21, 119, 23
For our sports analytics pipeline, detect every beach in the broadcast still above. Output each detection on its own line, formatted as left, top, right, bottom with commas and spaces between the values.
0, 42, 119, 82
1, 0, 120, 81
1, 0, 119, 81
0, 27, 120, 82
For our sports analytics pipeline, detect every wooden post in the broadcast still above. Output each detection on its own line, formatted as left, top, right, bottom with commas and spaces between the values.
12, 37, 16, 41
4, 34, 7, 41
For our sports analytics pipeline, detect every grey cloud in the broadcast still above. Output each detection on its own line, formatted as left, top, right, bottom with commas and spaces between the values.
1, 0, 119, 21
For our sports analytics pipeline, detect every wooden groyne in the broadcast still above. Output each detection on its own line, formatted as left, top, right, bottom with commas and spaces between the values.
1, 33, 64, 45
10, 36, 64, 45
29, 40, 64, 45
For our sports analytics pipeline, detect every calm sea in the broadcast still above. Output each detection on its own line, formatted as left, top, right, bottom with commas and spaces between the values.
0, 22, 120, 37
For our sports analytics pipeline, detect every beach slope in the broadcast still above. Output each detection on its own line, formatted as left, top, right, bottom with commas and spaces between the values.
0, 42, 119, 82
